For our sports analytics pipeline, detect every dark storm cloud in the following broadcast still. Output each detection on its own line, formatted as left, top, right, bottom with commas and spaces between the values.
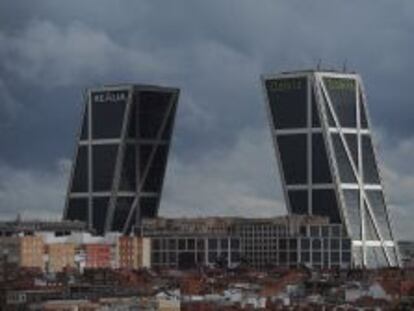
0, 0, 413, 238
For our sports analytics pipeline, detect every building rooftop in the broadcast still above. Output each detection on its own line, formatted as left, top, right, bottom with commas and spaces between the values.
0, 216, 89, 235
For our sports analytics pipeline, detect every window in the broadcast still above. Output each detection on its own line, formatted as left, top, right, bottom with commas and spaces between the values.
310, 226, 320, 237
278, 135, 307, 184
332, 134, 356, 183
343, 190, 361, 240
92, 90, 128, 139
119, 144, 136, 191
66, 198, 88, 223
301, 239, 310, 250
221, 238, 228, 250
366, 191, 392, 240
140, 145, 168, 193
266, 77, 307, 129
197, 239, 205, 250
139, 91, 172, 139
140, 197, 158, 219
188, 239, 195, 250
311, 89, 321, 128
92, 197, 109, 235
289, 239, 298, 250
301, 252, 310, 262
208, 239, 218, 250
312, 239, 322, 250
323, 78, 356, 128
112, 197, 133, 232
178, 239, 186, 250
312, 252, 322, 263
331, 252, 340, 263
92, 144, 118, 192
331, 239, 340, 250
71, 147, 88, 193
312, 190, 341, 223
279, 239, 287, 250
231, 239, 240, 250
312, 134, 332, 183
288, 190, 308, 215
362, 136, 380, 184
167, 239, 176, 250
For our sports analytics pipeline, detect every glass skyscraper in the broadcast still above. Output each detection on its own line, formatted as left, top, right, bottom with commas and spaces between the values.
262, 70, 399, 268
63, 84, 179, 235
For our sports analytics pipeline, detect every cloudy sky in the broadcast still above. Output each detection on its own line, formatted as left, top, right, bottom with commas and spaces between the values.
0, 1, 413, 239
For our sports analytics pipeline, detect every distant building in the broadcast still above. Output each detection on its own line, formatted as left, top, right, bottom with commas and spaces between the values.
116, 236, 151, 269
0, 236, 44, 272
398, 241, 414, 268
0, 218, 88, 236
6, 289, 64, 307
84, 244, 112, 269
63, 84, 179, 235
46, 243, 76, 273
262, 70, 399, 268
0, 218, 90, 275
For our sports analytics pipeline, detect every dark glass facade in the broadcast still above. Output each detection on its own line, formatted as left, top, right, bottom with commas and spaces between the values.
266, 78, 307, 129
323, 78, 357, 128
312, 189, 340, 223
264, 72, 398, 268
362, 135, 380, 184
64, 85, 179, 235
288, 190, 308, 214
277, 135, 307, 185
312, 134, 332, 183
71, 146, 88, 193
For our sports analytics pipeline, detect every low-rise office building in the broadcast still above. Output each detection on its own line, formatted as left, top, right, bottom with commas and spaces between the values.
137, 215, 352, 270
0, 216, 353, 272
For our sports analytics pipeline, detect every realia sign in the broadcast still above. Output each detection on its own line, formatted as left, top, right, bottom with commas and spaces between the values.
92, 90, 129, 103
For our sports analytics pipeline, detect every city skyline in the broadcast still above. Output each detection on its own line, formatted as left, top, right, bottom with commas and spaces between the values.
0, 1, 413, 241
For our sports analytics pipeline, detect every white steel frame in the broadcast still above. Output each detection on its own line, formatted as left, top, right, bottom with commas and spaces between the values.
63, 84, 179, 235
262, 71, 399, 268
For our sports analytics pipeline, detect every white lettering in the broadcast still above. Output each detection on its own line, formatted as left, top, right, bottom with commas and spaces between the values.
93, 91, 128, 103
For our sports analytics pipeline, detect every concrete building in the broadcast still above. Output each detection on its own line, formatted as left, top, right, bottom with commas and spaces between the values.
18, 235, 44, 270
0, 236, 44, 271
46, 243, 76, 273
84, 244, 112, 269
64, 84, 179, 235
262, 70, 399, 268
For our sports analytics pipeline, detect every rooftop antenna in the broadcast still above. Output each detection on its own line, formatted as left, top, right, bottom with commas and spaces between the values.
316, 59, 322, 71
342, 59, 348, 72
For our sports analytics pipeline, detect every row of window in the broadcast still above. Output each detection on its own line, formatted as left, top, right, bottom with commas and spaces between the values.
80, 90, 176, 141
242, 238, 351, 251
266, 77, 368, 130
277, 133, 380, 186
151, 238, 240, 251
65, 196, 160, 234
70, 143, 170, 193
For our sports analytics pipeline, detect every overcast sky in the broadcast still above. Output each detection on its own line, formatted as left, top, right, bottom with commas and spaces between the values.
0, 1, 413, 240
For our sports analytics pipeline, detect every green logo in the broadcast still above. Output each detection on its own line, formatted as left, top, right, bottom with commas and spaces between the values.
267, 79, 303, 92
